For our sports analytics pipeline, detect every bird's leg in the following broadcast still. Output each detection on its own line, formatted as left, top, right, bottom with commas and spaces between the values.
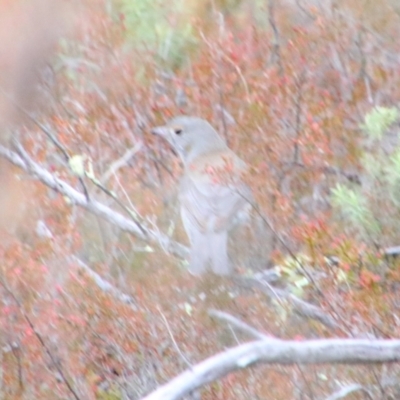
210, 231, 231, 275
181, 207, 209, 275
187, 231, 209, 275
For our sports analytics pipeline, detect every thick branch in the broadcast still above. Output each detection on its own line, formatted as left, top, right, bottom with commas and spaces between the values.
0, 144, 188, 260
142, 338, 400, 400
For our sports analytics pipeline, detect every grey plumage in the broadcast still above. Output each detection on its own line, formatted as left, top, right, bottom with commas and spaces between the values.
152, 116, 251, 275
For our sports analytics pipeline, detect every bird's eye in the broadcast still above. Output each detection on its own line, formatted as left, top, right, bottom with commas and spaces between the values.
174, 127, 183, 135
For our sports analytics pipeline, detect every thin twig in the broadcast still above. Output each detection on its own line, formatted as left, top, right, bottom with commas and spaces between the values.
158, 308, 193, 369
72, 257, 137, 309
100, 142, 143, 184
0, 277, 81, 400
0, 87, 91, 200
0, 142, 188, 260
267, 0, 284, 75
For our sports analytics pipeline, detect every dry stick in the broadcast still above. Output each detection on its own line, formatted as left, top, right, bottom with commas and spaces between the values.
199, 30, 250, 103
208, 309, 269, 340
0, 87, 69, 161
371, 366, 386, 397
292, 68, 306, 165
0, 277, 81, 400
158, 308, 193, 369
240, 276, 339, 330
288, 161, 361, 185
267, 0, 284, 76
0, 87, 91, 201
141, 338, 400, 400
240, 191, 319, 288
100, 142, 143, 184
72, 257, 137, 308
84, 170, 147, 236
214, 12, 229, 140
237, 189, 349, 332
0, 143, 188, 261
354, 24, 374, 105
296, 363, 316, 400
294, 0, 316, 20
1, 87, 148, 235
325, 384, 372, 400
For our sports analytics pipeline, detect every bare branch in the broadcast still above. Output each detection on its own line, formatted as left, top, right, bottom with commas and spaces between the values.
241, 275, 339, 330
208, 309, 269, 340
72, 257, 137, 309
141, 338, 400, 400
267, 0, 283, 75
100, 142, 143, 184
325, 383, 372, 400
0, 277, 82, 400
0, 143, 188, 260
0, 89, 94, 201
158, 308, 193, 368
199, 31, 251, 104
383, 246, 400, 257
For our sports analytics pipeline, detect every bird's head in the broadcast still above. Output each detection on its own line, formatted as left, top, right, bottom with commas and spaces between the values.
151, 116, 227, 164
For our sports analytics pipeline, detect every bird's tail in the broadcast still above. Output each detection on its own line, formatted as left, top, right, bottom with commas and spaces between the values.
187, 230, 231, 275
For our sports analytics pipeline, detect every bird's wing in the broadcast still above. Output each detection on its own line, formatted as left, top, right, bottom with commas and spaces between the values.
180, 150, 251, 233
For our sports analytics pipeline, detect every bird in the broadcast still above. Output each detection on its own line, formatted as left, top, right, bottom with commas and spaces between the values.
152, 116, 252, 275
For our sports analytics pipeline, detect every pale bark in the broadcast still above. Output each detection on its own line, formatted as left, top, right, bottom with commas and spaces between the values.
142, 338, 400, 400
0, 143, 188, 261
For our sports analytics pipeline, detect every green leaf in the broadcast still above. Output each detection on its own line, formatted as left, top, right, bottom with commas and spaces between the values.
335, 269, 348, 283
69, 155, 85, 178
331, 184, 380, 237
184, 302, 192, 316
317, 373, 328, 381
119, 0, 197, 69
293, 276, 310, 288
360, 106, 399, 141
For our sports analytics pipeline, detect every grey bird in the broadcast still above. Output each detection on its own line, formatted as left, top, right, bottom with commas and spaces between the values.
152, 116, 252, 275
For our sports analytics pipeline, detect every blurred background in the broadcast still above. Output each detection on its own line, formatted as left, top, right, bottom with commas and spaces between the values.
1, 0, 400, 398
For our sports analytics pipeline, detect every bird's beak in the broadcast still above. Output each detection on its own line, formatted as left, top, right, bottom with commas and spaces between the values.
151, 125, 179, 157
151, 125, 169, 137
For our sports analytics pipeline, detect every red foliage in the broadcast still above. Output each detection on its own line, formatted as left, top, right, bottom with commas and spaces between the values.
1, 0, 400, 398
